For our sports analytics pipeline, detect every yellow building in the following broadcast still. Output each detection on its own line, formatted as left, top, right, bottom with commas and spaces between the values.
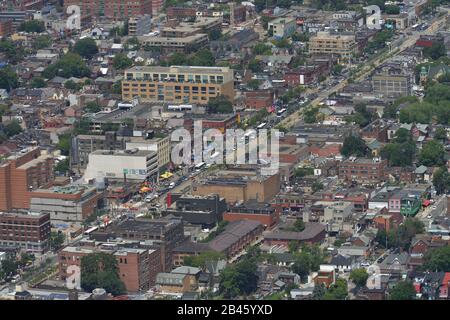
309, 31, 357, 60
122, 66, 235, 105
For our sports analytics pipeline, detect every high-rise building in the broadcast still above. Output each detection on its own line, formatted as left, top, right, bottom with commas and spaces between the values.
122, 66, 234, 105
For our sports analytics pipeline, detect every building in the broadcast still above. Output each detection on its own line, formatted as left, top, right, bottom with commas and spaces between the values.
104, 217, 186, 271
83, 149, 158, 182
0, 11, 32, 32
0, 0, 43, 11
29, 185, 105, 226
372, 66, 412, 98
128, 15, 152, 37
73, 132, 170, 171
0, 147, 54, 212
156, 272, 190, 294
208, 220, 264, 258
63, 0, 152, 20
0, 19, 13, 38
193, 170, 280, 204
263, 222, 326, 247
0, 212, 50, 254
309, 31, 357, 60
122, 66, 234, 105
338, 158, 387, 184
244, 91, 274, 110
183, 113, 240, 134
268, 17, 296, 39
58, 244, 162, 292
137, 34, 209, 54
224, 201, 280, 229
321, 201, 353, 233
163, 194, 227, 228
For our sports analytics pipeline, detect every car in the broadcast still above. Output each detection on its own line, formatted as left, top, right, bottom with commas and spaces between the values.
427, 214, 433, 219
432, 206, 437, 210
169, 182, 175, 189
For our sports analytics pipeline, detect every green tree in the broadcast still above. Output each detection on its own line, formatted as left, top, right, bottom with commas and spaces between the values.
18, 20, 45, 33
73, 38, 99, 59
190, 49, 215, 67
303, 107, 319, 123
184, 251, 225, 269
0, 256, 19, 279
435, 128, 448, 141
4, 120, 22, 137
433, 166, 450, 194
331, 64, 344, 75
55, 158, 70, 174
85, 101, 102, 113
43, 53, 91, 79
208, 29, 222, 41
349, 268, 369, 288
113, 53, 133, 70
341, 135, 367, 157
0, 67, 19, 91
294, 167, 314, 177
312, 283, 326, 299
419, 139, 445, 167
385, 5, 400, 14
247, 58, 262, 73
33, 35, 52, 50
312, 181, 324, 193
389, 281, 416, 300
49, 231, 65, 251
57, 134, 71, 156
253, 42, 272, 55
111, 80, 122, 94
30, 77, 47, 88
0, 39, 24, 64
247, 79, 261, 90
219, 257, 258, 298
64, 80, 81, 91
208, 95, 233, 113
423, 245, 450, 272
423, 42, 446, 61
80, 252, 126, 296
323, 278, 348, 300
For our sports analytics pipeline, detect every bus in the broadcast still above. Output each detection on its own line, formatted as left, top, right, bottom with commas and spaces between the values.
195, 162, 206, 171
277, 108, 287, 117
84, 226, 98, 236
257, 122, 267, 129
168, 104, 193, 112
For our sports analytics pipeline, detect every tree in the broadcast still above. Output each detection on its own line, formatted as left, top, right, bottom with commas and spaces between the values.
303, 107, 319, 123
294, 167, 314, 177
247, 58, 262, 73
434, 127, 447, 142
33, 35, 52, 50
385, 5, 400, 14
85, 101, 102, 113
43, 53, 91, 79
111, 81, 122, 94
312, 283, 326, 299
30, 77, 47, 88
389, 281, 416, 300
81, 252, 126, 296
55, 158, 70, 174
247, 79, 261, 90
331, 64, 344, 75
0, 39, 25, 64
380, 129, 416, 167
219, 257, 258, 298
292, 219, 305, 232
64, 80, 81, 91
190, 49, 215, 67
291, 245, 324, 282
0, 67, 19, 91
0, 256, 19, 279
288, 241, 299, 254
350, 268, 369, 288
49, 231, 65, 251
113, 53, 133, 70
208, 29, 222, 41
73, 38, 99, 59
423, 42, 446, 61
18, 20, 45, 33
4, 120, 22, 137
253, 43, 272, 55
423, 246, 450, 272
433, 166, 450, 194
183, 251, 225, 269
419, 139, 445, 167
208, 95, 233, 114
323, 278, 348, 300
341, 135, 367, 157
57, 134, 71, 156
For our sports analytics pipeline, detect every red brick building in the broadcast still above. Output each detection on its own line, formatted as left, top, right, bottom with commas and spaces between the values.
224, 202, 280, 229
0, 212, 50, 253
244, 91, 274, 110
338, 158, 387, 184
0, 20, 13, 38
0, 147, 54, 212
263, 222, 326, 247
64, 0, 152, 21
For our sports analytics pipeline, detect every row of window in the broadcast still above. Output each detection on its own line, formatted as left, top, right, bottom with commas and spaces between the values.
126, 73, 224, 84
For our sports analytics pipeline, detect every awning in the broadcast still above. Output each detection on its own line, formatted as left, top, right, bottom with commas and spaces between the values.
422, 200, 431, 207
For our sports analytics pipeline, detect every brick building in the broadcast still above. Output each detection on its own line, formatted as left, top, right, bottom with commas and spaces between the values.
338, 158, 387, 184
64, 0, 152, 21
224, 201, 280, 229
0, 212, 50, 253
263, 222, 326, 247
244, 91, 274, 110
0, 147, 54, 212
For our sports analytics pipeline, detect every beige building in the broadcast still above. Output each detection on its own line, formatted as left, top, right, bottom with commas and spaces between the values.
137, 34, 209, 54
309, 31, 357, 60
122, 65, 234, 105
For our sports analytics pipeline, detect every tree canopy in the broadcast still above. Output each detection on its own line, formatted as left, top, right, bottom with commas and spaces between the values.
43, 53, 91, 79
113, 53, 133, 70
419, 139, 445, 167
80, 252, 126, 296
389, 281, 416, 300
341, 135, 367, 157
323, 278, 348, 300
19, 20, 45, 33
433, 166, 450, 194
350, 268, 369, 288
219, 257, 258, 298
0, 67, 19, 91
73, 38, 99, 59
423, 245, 450, 272
208, 95, 233, 114
380, 128, 416, 167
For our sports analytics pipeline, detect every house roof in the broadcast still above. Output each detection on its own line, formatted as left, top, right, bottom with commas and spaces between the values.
330, 254, 354, 266
415, 165, 427, 174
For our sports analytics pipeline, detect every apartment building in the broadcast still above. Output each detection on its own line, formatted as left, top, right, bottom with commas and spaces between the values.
268, 17, 296, 38
0, 147, 54, 212
372, 66, 412, 98
338, 157, 387, 184
122, 66, 234, 105
128, 15, 152, 36
309, 31, 357, 60
0, 212, 50, 254
137, 34, 209, 54
64, 0, 152, 20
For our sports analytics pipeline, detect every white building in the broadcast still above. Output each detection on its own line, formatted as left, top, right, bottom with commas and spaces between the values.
83, 149, 158, 182
268, 17, 296, 39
